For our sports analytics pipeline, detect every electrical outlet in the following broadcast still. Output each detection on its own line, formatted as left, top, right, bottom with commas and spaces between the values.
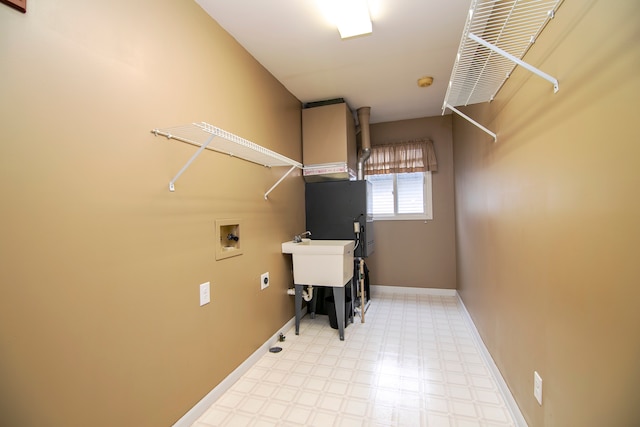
534, 371, 543, 405
260, 272, 269, 290
199, 282, 210, 306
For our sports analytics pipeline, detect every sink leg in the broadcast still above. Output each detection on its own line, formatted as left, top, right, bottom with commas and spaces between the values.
309, 290, 317, 319
295, 284, 303, 335
349, 278, 354, 324
333, 286, 345, 340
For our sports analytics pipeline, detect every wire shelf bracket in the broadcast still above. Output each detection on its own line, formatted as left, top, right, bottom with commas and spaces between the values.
152, 122, 302, 199
444, 103, 498, 142
442, 0, 564, 141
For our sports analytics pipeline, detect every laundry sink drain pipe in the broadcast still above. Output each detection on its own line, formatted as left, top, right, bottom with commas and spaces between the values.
287, 285, 314, 302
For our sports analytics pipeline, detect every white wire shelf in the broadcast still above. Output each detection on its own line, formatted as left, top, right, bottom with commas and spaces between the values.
443, 0, 563, 141
152, 122, 302, 198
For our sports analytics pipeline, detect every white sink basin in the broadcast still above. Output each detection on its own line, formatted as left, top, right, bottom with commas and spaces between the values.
282, 239, 355, 286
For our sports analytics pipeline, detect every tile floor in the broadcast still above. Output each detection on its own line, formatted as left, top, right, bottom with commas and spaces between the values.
192, 290, 517, 427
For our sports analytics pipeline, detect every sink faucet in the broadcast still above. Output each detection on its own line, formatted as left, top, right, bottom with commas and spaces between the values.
293, 231, 311, 243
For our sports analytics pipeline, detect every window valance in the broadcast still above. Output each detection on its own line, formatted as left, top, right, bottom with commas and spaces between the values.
365, 138, 437, 175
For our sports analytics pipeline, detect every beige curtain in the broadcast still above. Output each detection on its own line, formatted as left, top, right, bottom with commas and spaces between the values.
365, 138, 437, 175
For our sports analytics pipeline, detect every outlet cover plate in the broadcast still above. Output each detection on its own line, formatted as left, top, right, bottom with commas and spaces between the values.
534, 371, 543, 405
200, 282, 211, 306
260, 272, 269, 290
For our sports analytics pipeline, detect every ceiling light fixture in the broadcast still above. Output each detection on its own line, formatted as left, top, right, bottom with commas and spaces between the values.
320, 0, 372, 39
417, 76, 434, 88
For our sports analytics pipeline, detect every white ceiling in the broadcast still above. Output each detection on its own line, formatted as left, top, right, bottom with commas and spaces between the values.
194, 0, 471, 124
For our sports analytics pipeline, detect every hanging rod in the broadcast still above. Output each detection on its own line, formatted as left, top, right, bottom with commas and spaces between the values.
152, 122, 302, 199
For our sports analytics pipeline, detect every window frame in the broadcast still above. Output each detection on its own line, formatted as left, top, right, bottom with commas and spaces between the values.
366, 171, 433, 221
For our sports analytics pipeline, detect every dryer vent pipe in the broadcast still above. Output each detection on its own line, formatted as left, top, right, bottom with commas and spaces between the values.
356, 107, 371, 181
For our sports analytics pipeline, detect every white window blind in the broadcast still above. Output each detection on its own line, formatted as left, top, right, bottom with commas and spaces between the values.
397, 172, 424, 214
367, 174, 394, 215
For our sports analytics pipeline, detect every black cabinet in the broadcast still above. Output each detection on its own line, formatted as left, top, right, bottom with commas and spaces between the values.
305, 180, 374, 258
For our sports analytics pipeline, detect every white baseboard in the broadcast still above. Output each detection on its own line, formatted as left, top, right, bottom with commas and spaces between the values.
371, 284, 458, 297
456, 293, 528, 427
172, 311, 303, 427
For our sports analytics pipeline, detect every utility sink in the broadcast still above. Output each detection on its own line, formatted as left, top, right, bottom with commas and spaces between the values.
282, 239, 356, 341
281, 239, 355, 287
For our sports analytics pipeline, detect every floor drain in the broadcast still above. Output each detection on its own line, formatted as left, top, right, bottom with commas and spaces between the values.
269, 347, 282, 353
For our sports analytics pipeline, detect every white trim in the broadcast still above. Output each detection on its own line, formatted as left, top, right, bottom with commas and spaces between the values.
372, 214, 432, 222
171, 312, 303, 427
370, 285, 457, 297
456, 292, 528, 427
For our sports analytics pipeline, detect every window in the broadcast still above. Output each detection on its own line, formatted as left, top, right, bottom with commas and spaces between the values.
366, 171, 432, 220
364, 137, 437, 221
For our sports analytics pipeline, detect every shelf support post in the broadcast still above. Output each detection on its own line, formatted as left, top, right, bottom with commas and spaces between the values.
264, 165, 297, 200
468, 32, 559, 93
169, 134, 216, 191
444, 104, 497, 142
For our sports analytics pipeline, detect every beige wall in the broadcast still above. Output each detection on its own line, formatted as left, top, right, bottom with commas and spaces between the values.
453, 0, 640, 425
366, 116, 457, 289
0, 2, 304, 426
